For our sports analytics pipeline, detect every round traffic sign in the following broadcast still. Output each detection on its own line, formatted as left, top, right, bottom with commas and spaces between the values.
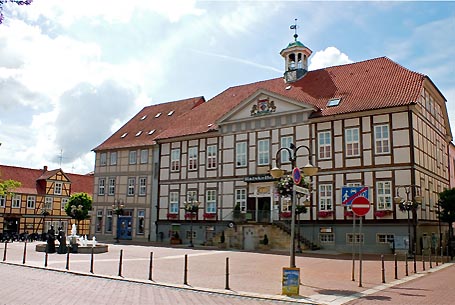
351, 196, 370, 217
292, 167, 301, 184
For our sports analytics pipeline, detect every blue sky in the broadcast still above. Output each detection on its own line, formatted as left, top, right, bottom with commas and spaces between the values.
0, 1, 454, 174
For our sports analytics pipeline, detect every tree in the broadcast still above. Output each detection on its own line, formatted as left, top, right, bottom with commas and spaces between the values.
438, 188, 455, 240
0, 179, 21, 196
0, 0, 33, 24
64, 193, 92, 226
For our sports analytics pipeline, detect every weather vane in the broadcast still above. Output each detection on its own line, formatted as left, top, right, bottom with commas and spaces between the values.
290, 18, 299, 41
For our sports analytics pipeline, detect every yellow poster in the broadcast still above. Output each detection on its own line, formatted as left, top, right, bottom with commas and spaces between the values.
282, 267, 300, 296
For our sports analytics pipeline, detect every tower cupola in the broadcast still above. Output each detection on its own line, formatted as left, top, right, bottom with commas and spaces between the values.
280, 19, 312, 83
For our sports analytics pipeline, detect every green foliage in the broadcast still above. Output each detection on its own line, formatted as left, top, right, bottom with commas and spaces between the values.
438, 188, 455, 225
295, 205, 308, 215
0, 179, 21, 196
64, 192, 92, 221
276, 175, 310, 198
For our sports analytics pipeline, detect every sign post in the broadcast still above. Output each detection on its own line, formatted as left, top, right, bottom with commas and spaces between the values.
351, 196, 370, 287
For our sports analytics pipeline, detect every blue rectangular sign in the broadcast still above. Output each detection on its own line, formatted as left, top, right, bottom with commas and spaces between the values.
342, 186, 369, 206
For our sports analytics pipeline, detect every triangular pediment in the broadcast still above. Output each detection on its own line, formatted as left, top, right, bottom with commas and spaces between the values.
217, 89, 316, 125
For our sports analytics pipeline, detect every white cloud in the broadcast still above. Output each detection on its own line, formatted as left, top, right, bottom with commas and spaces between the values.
309, 47, 353, 70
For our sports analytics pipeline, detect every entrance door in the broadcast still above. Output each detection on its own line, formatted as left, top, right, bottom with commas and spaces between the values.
243, 226, 255, 250
4, 217, 19, 234
258, 197, 271, 223
117, 216, 132, 240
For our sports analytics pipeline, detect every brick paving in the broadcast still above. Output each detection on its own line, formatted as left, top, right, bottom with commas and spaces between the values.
1, 241, 453, 304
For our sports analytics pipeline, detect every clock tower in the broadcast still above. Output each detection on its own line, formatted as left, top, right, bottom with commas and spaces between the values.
280, 20, 312, 83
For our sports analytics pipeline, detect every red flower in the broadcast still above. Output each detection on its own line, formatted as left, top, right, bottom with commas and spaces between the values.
344, 210, 354, 217
203, 212, 216, 219
184, 213, 197, 219
375, 210, 392, 218
167, 213, 178, 219
280, 211, 292, 218
318, 211, 333, 218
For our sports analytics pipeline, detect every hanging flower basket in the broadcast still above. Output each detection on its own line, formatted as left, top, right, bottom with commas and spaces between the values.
280, 211, 292, 218
375, 210, 392, 218
203, 212, 216, 220
318, 211, 333, 218
276, 175, 310, 198
344, 210, 354, 217
167, 213, 178, 220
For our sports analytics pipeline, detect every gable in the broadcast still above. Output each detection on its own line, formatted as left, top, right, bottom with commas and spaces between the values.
217, 89, 317, 125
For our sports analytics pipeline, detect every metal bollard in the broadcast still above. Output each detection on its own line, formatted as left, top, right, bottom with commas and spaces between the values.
3, 241, 8, 261
413, 252, 417, 273
446, 246, 449, 263
436, 252, 439, 266
44, 248, 48, 268
148, 252, 153, 281
405, 255, 409, 276
381, 255, 385, 283
118, 249, 123, 277
90, 247, 94, 274
183, 254, 188, 285
394, 253, 398, 280
429, 253, 432, 269
66, 249, 70, 270
22, 240, 27, 264
225, 257, 230, 290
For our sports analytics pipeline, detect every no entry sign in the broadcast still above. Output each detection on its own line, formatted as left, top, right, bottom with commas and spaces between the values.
351, 196, 370, 217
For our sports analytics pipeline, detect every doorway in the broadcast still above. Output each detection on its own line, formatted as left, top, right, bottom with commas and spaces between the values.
117, 216, 132, 240
258, 197, 271, 223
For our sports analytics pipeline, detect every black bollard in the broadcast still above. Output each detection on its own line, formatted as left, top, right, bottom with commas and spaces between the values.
413, 252, 417, 273
405, 255, 409, 276
148, 252, 153, 281
422, 254, 425, 271
381, 255, 385, 283
118, 249, 123, 277
66, 249, 70, 270
3, 241, 7, 261
90, 247, 94, 274
394, 253, 398, 280
436, 252, 439, 266
429, 252, 432, 268
44, 248, 48, 268
22, 240, 27, 264
225, 257, 230, 290
183, 254, 188, 285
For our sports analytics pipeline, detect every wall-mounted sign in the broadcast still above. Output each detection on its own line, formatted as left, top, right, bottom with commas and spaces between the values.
319, 227, 333, 233
244, 174, 275, 183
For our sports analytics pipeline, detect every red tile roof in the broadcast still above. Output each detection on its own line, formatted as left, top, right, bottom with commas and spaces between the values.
93, 96, 205, 151
156, 57, 425, 140
0, 165, 93, 196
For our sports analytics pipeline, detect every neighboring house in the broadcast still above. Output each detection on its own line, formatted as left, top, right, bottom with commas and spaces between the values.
92, 31, 453, 254
449, 142, 455, 188
91, 97, 205, 242
0, 165, 93, 237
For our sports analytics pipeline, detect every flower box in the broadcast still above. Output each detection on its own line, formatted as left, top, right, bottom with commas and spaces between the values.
184, 213, 197, 220
203, 212, 216, 219
344, 211, 354, 217
167, 213, 178, 220
318, 211, 333, 218
280, 211, 292, 218
375, 210, 392, 218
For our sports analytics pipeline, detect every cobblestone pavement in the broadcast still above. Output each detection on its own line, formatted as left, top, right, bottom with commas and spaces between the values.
1, 241, 453, 304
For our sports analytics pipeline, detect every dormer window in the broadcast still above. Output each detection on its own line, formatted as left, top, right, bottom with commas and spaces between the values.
168, 110, 174, 116
140, 115, 147, 120
135, 131, 142, 137
155, 113, 162, 118
148, 129, 156, 135
121, 133, 128, 138
327, 98, 341, 107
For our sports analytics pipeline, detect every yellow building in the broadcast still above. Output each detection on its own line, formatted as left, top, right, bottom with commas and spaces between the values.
0, 165, 93, 240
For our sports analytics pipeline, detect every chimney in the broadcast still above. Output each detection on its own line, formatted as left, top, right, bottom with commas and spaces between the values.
43, 165, 48, 172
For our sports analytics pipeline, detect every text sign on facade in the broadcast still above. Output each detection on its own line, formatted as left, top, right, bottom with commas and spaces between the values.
351, 196, 371, 217
342, 186, 369, 206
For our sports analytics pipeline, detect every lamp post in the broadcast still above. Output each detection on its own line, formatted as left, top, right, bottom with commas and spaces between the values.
394, 185, 422, 258
270, 143, 318, 268
184, 196, 200, 247
112, 200, 124, 244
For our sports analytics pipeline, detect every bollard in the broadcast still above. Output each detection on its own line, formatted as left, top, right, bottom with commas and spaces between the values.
429, 252, 432, 268
446, 246, 449, 263
148, 252, 153, 281
381, 255, 385, 283
394, 253, 398, 280
413, 252, 417, 273
441, 246, 443, 264
66, 249, 70, 270
225, 257, 230, 290
405, 255, 409, 276
22, 240, 27, 264
44, 248, 48, 268
436, 252, 439, 266
3, 241, 7, 261
422, 253, 425, 271
118, 249, 123, 277
90, 247, 94, 274
183, 254, 188, 285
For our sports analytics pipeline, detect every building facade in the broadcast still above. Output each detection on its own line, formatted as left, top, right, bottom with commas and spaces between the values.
92, 33, 453, 254
0, 165, 93, 239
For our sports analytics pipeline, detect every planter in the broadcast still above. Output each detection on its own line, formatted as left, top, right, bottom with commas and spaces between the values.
375, 210, 392, 218
318, 211, 333, 218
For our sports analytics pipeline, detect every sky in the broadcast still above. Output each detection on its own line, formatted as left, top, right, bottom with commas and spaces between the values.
0, 0, 454, 175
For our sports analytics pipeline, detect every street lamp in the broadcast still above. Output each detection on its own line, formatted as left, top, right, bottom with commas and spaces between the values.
112, 199, 124, 244
270, 143, 318, 268
184, 196, 200, 247
394, 185, 422, 257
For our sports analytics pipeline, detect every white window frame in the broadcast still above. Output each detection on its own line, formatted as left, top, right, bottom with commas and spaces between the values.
345, 127, 360, 157
374, 124, 390, 154
188, 147, 198, 171
206, 190, 217, 214
318, 131, 332, 159
12, 195, 21, 208
106, 210, 113, 232
129, 150, 137, 164
318, 184, 333, 211
96, 210, 103, 233
235, 189, 247, 213
140, 149, 148, 164
61, 198, 68, 211
110, 151, 117, 165
207, 145, 217, 170
100, 152, 107, 166
347, 233, 364, 244
376, 233, 395, 244
54, 182, 62, 195
169, 192, 179, 214
257, 139, 270, 166
98, 178, 105, 196
108, 178, 116, 196
236, 142, 247, 167
376, 181, 392, 210
27, 196, 36, 209
280, 136, 293, 163
127, 178, 135, 196
137, 210, 145, 234
0, 195, 5, 208
320, 233, 335, 244
139, 177, 147, 196
171, 148, 180, 172
44, 197, 53, 210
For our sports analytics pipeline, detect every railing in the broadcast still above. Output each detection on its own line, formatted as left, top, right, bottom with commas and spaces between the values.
232, 210, 271, 223
273, 221, 320, 250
